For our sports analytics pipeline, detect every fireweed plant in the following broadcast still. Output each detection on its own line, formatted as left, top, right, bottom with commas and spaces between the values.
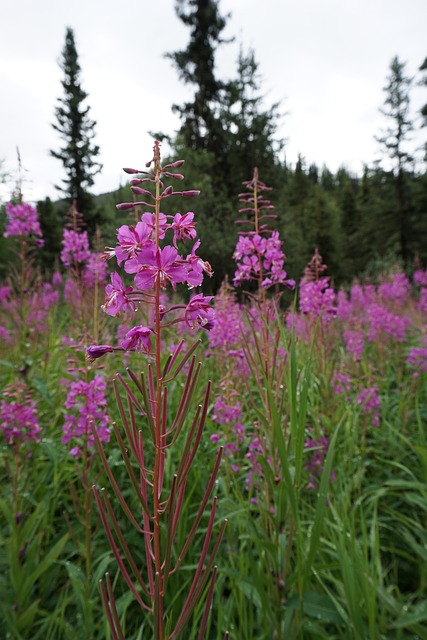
212, 168, 295, 493
87, 141, 227, 640
206, 170, 345, 638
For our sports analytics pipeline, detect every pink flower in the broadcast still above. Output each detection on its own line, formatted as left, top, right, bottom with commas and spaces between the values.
134, 245, 188, 291
141, 212, 169, 239
115, 221, 152, 266
0, 383, 41, 444
185, 293, 215, 330
185, 240, 213, 288
120, 325, 152, 352
172, 212, 197, 246
61, 229, 91, 267
102, 272, 135, 316
62, 374, 110, 451
4, 202, 43, 239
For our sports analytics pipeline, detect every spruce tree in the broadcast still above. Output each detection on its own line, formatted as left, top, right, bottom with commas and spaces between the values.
420, 56, 427, 161
51, 27, 102, 226
375, 56, 413, 263
166, 0, 231, 157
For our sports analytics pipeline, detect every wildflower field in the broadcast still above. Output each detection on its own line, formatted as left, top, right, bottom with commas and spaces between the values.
1, 144, 426, 640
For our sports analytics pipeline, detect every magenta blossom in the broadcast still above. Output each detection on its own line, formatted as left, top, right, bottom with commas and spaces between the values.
102, 272, 135, 316
185, 293, 215, 330
0, 383, 41, 445
172, 212, 197, 246
4, 202, 43, 239
61, 229, 91, 267
115, 221, 152, 266
120, 325, 153, 352
141, 212, 169, 239
185, 240, 213, 288
134, 245, 188, 290
62, 374, 110, 452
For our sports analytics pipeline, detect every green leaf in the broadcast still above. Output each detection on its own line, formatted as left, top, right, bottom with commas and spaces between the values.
287, 592, 344, 624
391, 601, 427, 628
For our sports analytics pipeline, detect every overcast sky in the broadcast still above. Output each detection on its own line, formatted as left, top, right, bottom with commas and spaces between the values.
1, 0, 426, 203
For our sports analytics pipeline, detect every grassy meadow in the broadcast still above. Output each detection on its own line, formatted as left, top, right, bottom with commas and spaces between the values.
0, 157, 426, 640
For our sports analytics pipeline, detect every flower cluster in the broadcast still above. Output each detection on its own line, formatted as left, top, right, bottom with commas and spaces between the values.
3, 202, 43, 242
61, 229, 91, 267
0, 383, 41, 445
406, 345, 427, 375
62, 374, 110, 456
233, 168, 294, 290
357, 386, 381, 427
299, 249, 336, 322
88, 142, 215, 359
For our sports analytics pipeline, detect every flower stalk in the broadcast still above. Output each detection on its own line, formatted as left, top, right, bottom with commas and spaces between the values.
89, 141, 225, 639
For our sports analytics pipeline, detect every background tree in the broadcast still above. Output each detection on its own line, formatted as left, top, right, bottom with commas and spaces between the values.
164, 0, 287, 288
419, 56, 427, 162
165, 0, 231, 159
375, 56, 414, 264
51, 27, 102, 232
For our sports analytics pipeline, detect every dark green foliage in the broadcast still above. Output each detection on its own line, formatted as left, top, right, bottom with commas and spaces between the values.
36, 198, 63, 271
375, 56, 414, 264
166, 0, 232, 159
166, 0, 285, 225
50, 28, 102, 234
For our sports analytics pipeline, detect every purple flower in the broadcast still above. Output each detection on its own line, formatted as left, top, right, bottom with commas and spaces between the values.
185, 293, 215, 330
414, 269, 427, 287
141, 212, 169, 239
406, 346, 427, 373
357, 386, 381, 427
62, 374, 110, 451
185, 240, 213, 288
120, 325, 152, 352
61, 229, 91, 267
134, 245, 188, 291
0, 383, 41, 444
102, 272, 135, 317
343, 329, 365, 362
115, 221, 152, 266
4, 202, 43, 239
82, 253, 108, 288
172, 212, 197, 246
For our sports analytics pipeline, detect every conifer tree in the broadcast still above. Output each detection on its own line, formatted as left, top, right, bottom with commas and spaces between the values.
166, 0, 231, 157
375, 56, 413, 263
420, 56, 427, 161
51, 27, 102, 224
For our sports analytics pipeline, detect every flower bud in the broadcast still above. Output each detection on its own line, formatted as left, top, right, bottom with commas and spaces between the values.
131, 186, 154, 197
163, 172, 184, 180
181, 190, 200, 198
116, 202, 136, 210
86, 345, 114, 361
164, 159, 185, 169
123, 167, 141, 174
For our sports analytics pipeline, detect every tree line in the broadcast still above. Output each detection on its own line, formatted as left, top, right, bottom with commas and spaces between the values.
2, 0, 426, 289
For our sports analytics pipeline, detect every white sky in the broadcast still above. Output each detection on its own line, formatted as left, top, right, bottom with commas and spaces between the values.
1, 0, 426, 203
